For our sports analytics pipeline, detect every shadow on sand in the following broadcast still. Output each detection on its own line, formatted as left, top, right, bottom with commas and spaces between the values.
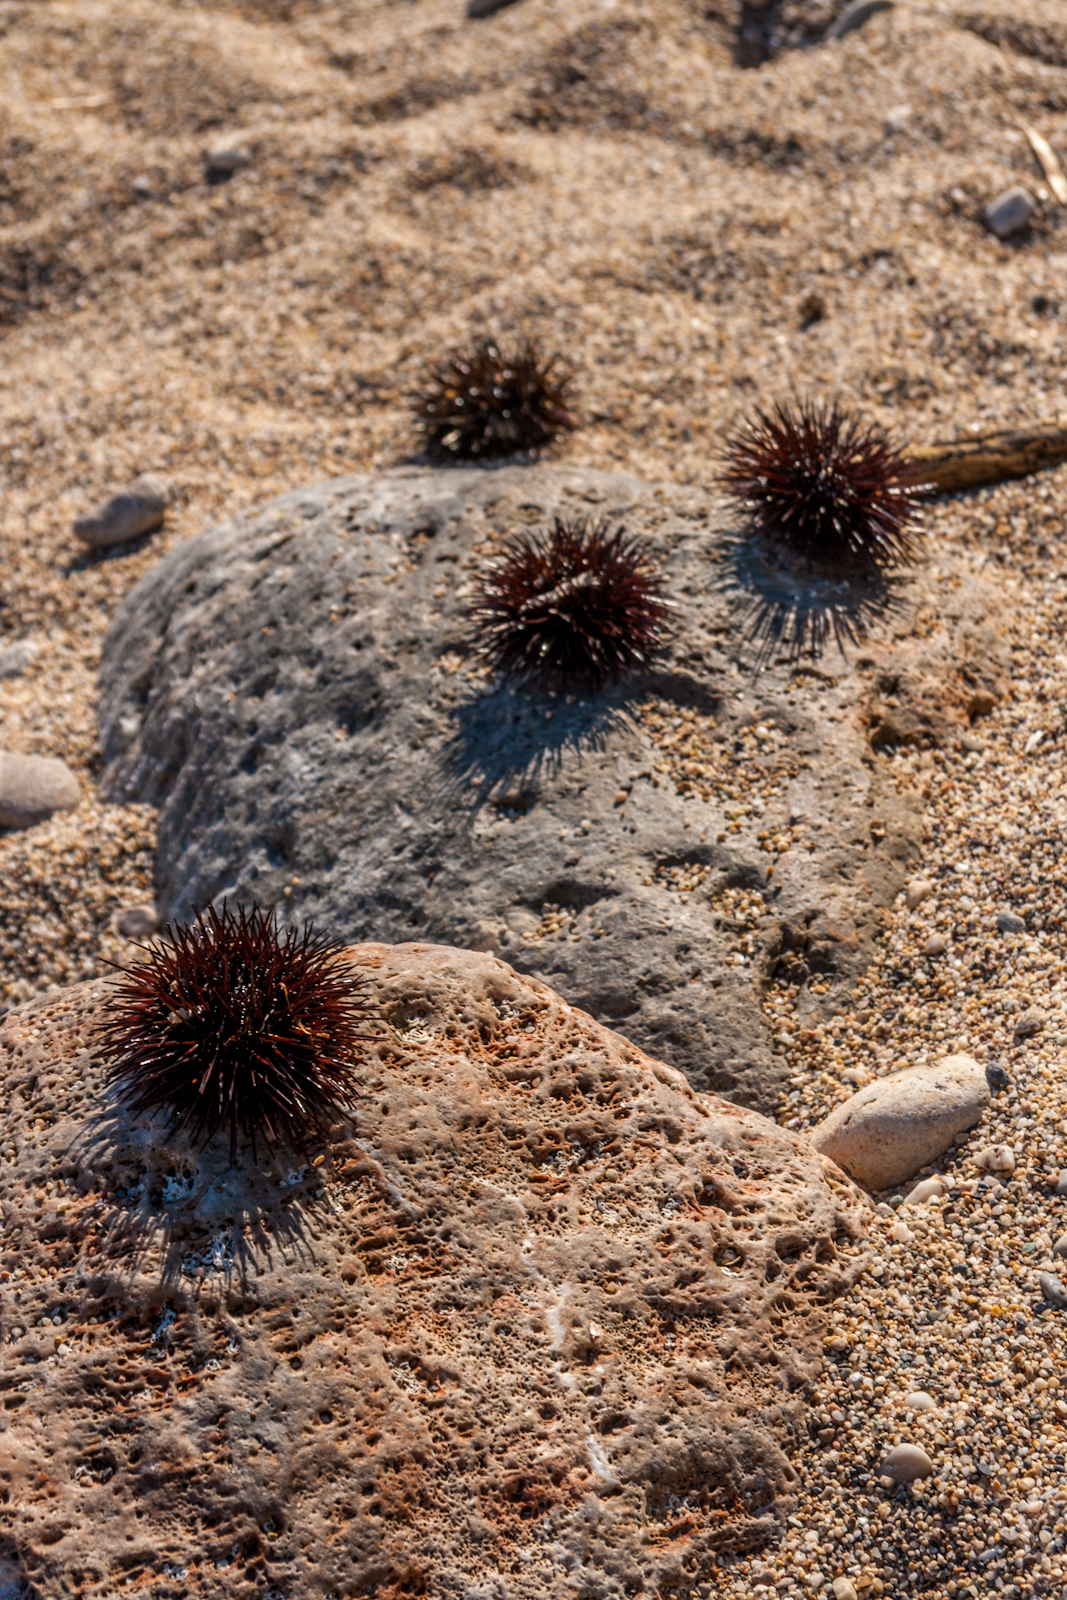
716, 533, 910, 671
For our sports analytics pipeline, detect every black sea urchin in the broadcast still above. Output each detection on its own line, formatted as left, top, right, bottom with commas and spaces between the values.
414, 337, 575, 461
720, 398, 924, 572
471, 515, 670, 689
98, 903, 372, 1162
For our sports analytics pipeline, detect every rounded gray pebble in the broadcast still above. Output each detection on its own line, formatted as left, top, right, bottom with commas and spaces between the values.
1038, 1272, 1067, 1308
878, 1442, 934, 1483
984, 186, 1035, 240
74, 475, 167, 550
114, 904, 160, 939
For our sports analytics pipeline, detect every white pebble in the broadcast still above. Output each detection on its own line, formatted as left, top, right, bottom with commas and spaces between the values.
974, 1143, 1015, 1173
906, 878, 934, 911
903, 1175, 947, 1206
904, 1391, 937, 1412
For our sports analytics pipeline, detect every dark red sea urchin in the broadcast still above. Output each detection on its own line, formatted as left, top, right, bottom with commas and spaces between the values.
98, 903, 373, 1163
471, 515, 671, 689
720, 398, 924, 572
415, 336, 575, 461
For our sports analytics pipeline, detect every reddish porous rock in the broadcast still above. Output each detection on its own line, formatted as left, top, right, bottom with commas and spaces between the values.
0, 944, 869, 1598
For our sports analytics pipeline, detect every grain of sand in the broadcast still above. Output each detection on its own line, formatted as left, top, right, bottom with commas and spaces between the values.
5, 0, 1067, 1593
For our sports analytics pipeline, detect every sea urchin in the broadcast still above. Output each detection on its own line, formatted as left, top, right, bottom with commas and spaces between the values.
471, 515, 671, 689
720, 398, 924, 572
414, 336, 575, 461
98, 903, 373, 1163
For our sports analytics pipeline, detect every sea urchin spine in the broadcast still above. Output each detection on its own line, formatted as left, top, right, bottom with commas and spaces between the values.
720, 398, 924, 572
471, 515, 671, 689
97, 902, 373, 1162
414, 336, 575, 462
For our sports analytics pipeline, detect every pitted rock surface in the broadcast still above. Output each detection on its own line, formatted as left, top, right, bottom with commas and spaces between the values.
97, 464, 1009, 1110
0, 944, 869, 1600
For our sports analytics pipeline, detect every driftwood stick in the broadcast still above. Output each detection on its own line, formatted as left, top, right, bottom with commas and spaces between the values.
903, 414, 1067, 492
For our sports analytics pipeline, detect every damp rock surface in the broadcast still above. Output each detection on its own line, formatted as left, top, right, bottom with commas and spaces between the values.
0, 941, 870, 1600
98, 464, 1007, 1111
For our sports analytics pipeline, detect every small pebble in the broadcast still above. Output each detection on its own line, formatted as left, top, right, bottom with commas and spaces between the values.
799, 289, 826, 325
902, 1175, 946, 1206
0, 750, 81, 830
905, 877, 933, 911
832, 1581, 858, 1600
1038, 1272, 1067, 1309
824, 0, 893, 42
74, 474, 167, 550
996, 908, 1026, 934
984, 185, 1036, 240
1014, 1006, 1045, 1039
114, 904, 160, 939
968, 690, 998, 717
878, 1442, 933, 1483
985, 1060, 1010, 1093
0, 639, 37, 679
923, 933, 947, 957
467, 0, 522, 14
204, 138, 252, 176
1057, 1169, 1067, 1197
903, 1390, 937, 1412
974, 1143, 1015, 1172
1052, 1233, 1067, 1258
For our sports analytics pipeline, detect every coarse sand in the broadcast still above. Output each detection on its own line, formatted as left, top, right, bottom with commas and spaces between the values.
6, 0, 1067, 1593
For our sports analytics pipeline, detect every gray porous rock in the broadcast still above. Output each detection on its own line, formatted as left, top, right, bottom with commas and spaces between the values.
73, 473, 168, 550
0, 749, 81, 829
810, 1053, 990, 1192
0, 942, 871, 1600
98, 465, 1009, 1111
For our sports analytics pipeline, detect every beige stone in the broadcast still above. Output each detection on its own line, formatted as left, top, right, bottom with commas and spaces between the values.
0, 749, 80, 829
810, 1054, 988, 1192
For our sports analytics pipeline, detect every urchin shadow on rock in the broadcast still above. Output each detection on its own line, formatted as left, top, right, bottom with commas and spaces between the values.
720, 532, 910, 669
60, 1084, 341, 1291
443, 669, 721, 811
